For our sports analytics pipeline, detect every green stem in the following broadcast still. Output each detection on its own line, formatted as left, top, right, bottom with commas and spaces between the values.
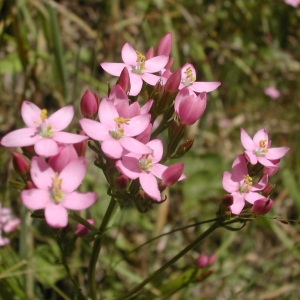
88, 197, 118, 300
119, 220, 221, 299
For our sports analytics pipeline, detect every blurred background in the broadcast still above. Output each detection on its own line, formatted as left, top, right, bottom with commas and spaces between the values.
0, 0, 300, 299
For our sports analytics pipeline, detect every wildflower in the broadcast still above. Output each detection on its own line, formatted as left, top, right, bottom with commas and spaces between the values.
80, 98, 152, 159
241, 128, 290, 167
285, 0, 300, 7
197, 253, 217, 268
222, 155, 268, 214
0, 101, 88, 157
21, 157, 97, 228
179, 63, 221, 94
101, 43, 169, 96
264, 86, 281, 99
80, 89, 99, 118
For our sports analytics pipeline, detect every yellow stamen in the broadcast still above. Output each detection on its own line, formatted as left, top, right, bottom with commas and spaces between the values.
114, 117, 130, 126
52, 173, 64, 202
259, 140, 267, 148
136, 51, 146, 71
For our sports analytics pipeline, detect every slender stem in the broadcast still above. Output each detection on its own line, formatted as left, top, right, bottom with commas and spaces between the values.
119, 221, 221, 299
88, 197, 117, 300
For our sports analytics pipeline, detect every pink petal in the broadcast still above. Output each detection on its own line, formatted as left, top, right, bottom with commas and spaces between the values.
53, 132, 88, 144
230, 192, 245, 214
151, 163, 168, 179
121, 43, 138, 66
99, 99, 119, 125
257, 156, 276, 167
21, 101, 42, 127
140, 172, 161, 201
79, 118, 110, 141
145, 56, 168, 72
265, 147, 290, 160
63, 191, 97, 210
21, 189, 51, 210
128, 73, 143, 96
253, 128, 268, 145
100, 62, 127, 76
142, 73, 161, 86
60, 157, 87, 192
244, 151, 258, 165
245, 191, 264, 204
116, 157, 141, 179
231, 155, 248, 181
147, 139, 163, 162
44, 202, 68, 228
34, 138, 59, 157
190, 81, 221, 93
0, 128, 39, 148
48, 106, 74, 131
30, 157, 55, 189
240, 128, 255, 151
120, 137, 153, 155
102, 139, 123, 159
222, 171, 239, 193
123, 114, 151, 136
161, 162, 185, 186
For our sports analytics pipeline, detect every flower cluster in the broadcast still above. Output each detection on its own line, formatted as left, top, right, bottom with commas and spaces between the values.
222, 128, 290, 215
0, 202, 20, 246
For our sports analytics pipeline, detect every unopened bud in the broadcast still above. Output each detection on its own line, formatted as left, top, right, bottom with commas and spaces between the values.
12, 152, 29, 175
116, 67, 131, 94
164, 68, 181, 92
157, 32, 172, 56
75, 219, 95, 237
221, 194, 234, 207
252, 198, 274, 215
115, 174, 130, 191
80, 89, 99, 118
172, 139, 194, 159
197, 253, 217, 268
161, 162, 185, 187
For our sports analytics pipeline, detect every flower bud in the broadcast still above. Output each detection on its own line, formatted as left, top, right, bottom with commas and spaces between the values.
116, 67, 131, 94
197, 253, 217, 268
80, 89, 99, 118
12, 152, 30, 175
161, 162, 185, 187
157, 32, 172, 56
146, 46, 154, 59
115, 174, 130, 191
164, 68, 182, 93
75, 219, 95, 237
252, 198, 274, 215
172, 139, 194, 159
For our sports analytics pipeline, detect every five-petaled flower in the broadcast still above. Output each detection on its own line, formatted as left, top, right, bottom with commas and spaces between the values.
0, 101, 88, 157
101, 43, 169, 96
241, 128, 290, 167
21, 157, 97, 228
222, 154, 269, 214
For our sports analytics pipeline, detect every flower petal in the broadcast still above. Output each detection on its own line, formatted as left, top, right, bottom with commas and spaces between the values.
230, 192, 245, 214
222, 171, 239, 193
102, 139, 123, 159
115, 157, 141, 179
265, 147, 290, 160
101, 62, 127, 76
123, 114, 151, 137
190, 81, 221, 93
0, 128, 39, 148
60, 157, 87, 192
30, 157, 55, 189
145, 55, 168, 72
21, 189, 51, 210
120, 137, 153, 155
99, 99, 119, 125
140, 172, 161, 201
121, 43, 138, 66
63, 191, 97, 210
21, 101, 42, 127
240, 128, 255, 151
53, 132, 88, 144
34, 138, 59, 157
48, 106, 74, 131
44, 203, 68, 228
80, 118, 111, 141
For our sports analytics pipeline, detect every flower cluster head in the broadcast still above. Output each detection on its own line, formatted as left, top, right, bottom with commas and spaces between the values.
222, 128, 290, 215
0, 203, 20, 246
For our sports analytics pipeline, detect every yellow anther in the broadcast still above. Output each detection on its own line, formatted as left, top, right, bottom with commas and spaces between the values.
52, 173, 64, 202
114, 117, 130, 126
244, 174, 253, 187
136, 51, 146, 70
259, 140, 267, 148
184, 66, 196, 82
40, 109, 48, 121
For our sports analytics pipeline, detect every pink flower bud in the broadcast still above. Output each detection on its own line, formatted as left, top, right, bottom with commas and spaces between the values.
73, 131, 88, 156
12, 152, 30, 175
164, 68, 182, 92
157, 32, 172, 56
48, 145, 78, 173
116, 68, 131, 94
197, 253, 217, 268
252, 198, 274, 215
146, 46, 154, 59
161, 162, 185, 187
80, 89, 99, 118
115, 174, 130, 191
75, 219, 95, 237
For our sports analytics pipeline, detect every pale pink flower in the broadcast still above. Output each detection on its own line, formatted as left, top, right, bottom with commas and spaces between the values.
174, 87, 207, 125
179, 63, 221, 94
0, 101, 88, 157
80, 99, 153, 159
264, 86, 281, 99
0, 203, 20, 247
21, 157, 97, 228
116, 139, 168, 201
101, 43, 169, 96
285, 0, 300, 7
241, 128, 290, 167
222, 155, 269, 214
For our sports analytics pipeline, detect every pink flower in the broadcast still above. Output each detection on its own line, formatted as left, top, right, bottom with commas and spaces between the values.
179, 63, 221, 94
116, 139, 168, 201
197, 253, 217, 268
21, 157, 97, 228
101, 43, 169, 96
264, 86, 281, 99
80, 98, 152, 159
0, 203, 20, 247
241, 128, 290, 167
222, 155, 268, 214
174, 87, 207, 125
285, 0, 300, 7
0, 101, 88, 157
